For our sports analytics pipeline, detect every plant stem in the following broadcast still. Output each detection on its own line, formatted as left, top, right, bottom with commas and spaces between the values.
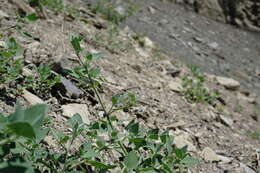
0, 135, 17, 145
75, 53, 127, 156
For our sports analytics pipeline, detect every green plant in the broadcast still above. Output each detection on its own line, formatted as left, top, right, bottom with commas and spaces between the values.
67, 33, 198, 172
92, 0, 137, 24
182, 65, 219, 104
0, 33, 198, 172
0, 38, 24, 85
234, 103, 243, 113
249, 131, 260, 140
25, 64, 61, 95
0, 103, 49, 172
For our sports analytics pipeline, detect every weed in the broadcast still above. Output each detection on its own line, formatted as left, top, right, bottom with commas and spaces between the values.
25, 64, 61, 95
91, 0, 138, 24
0, 38, 24, 85
0, 34, 198, 172
249, 131, 260, 140
182, 65, 219, 104
234, 103, 243, 113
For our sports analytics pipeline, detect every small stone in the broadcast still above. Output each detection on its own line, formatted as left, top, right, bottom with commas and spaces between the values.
22, 90, 45, 105
148, 6, 156, 14
172, 132, 196, 152
240, 163, 256, 173
165, 120, 186, 129
60, 77, 84, 98
62, 104, 90, 124
44, 135, 56, 147
201, 147, 221, 162
218, 115, 234, 128
0, 10, 9, 18
208, 42, 219, 50
22, 67, 34, 77
216, 76, 240, 90
0, 41, 5, 48
193, 36, 204, 43
143, 37, 155, 49
217, 155, 233, 164
168, 79, 182, 92
27, 41, 40, 50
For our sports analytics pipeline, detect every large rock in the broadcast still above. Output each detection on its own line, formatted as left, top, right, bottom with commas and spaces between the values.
61, 104, 90, 124
216, 76, 240, 90
173, 0, 260, 32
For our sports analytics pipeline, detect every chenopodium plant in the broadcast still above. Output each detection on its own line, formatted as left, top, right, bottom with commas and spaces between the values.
25, 64, 61, 94
67, 33, 199, 172
0, 38, 24, 84
0, 103, 49, 172
182, 65, 219, 104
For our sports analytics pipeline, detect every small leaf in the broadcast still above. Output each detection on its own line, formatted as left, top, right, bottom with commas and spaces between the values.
124, 151, 139, 170
67, 113, 83, 128
8, 122, 35, 139
69, 33, 83, 54
88, 161, 116, 170
25, 13, 38, 22
85, 52, 103, 61
180, 156, 199, 167
126, 120, 139, 136
129, 137, 146, 148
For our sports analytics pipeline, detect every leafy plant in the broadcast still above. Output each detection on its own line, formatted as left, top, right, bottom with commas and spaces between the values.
67, 33, 198, 172
0, 103, 49, 172
182, 65, 219, 104
0, 38, 24, 85
91, 0, 138, 24
25, 64, 61, 95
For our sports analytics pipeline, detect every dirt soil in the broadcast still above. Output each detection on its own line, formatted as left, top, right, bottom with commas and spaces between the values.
0, 0, 260, 172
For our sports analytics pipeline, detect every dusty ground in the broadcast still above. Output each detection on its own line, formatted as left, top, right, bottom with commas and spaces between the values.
0, 0, 260, 172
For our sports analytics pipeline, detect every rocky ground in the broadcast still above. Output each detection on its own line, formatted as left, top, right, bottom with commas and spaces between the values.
0, 0, 260, 172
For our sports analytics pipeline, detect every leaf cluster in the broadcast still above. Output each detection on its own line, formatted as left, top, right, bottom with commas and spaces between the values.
182, 65, 219, 104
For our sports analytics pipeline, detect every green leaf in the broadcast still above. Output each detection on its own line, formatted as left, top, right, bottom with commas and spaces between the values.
69, 33, 83, 55
8, 122, 35, 139
67, 113, 83, 128
85, 52, 103, 61
88, 161, 116, 170
180, 157, 199, 167
126, 120, 139, 136
111, 93, 136, 109
124, 151, 139, 170
23, 104, 49, 133
0, 113, 7, 130
129, 137, 146, 148
25, 13, 38, 22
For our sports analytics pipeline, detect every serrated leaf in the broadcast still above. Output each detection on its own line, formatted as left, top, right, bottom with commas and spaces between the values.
8, 122, 35, 139
88, 161, 116, 170
111, 93, 136, 108
124, 151, 139, 170
67, 113, 83, 128
180, 156, 199, 167
25, 13, 38, 22
126, 120, 139, 136
23, 104, 49, 133
85, 52, 103, 61
69, 33, 83, 54
129, 137, 146, 148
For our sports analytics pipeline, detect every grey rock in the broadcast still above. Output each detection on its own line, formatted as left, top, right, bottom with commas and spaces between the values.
22, 90, 45, 105
240, 163, 256, 173
60, 77, 84, 99
201, 147, 221, 162
62, 104, 90, 124
216, 76, 240, 90
0, 10, 9, 18
218, 114, 234, 128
